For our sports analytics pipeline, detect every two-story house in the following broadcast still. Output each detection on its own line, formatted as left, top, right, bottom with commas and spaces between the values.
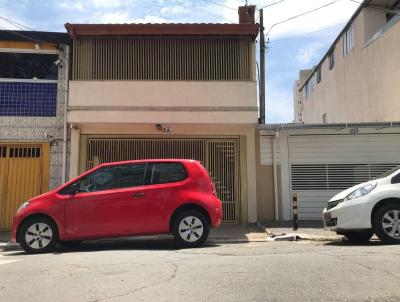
296, 0, 400, 124
65, 6, 259, 224
0, 30, 68, 229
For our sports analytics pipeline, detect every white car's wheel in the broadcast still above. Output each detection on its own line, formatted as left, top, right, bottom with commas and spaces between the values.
19, 217, 59, 253
173, 210, 209, 248
341, 230, 373, 243
373, 204, 400, 244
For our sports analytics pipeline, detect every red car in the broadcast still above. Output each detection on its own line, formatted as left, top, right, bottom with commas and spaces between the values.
12, 159, 222, 253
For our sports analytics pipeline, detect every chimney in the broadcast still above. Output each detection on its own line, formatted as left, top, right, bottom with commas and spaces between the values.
238, 5, 256, 24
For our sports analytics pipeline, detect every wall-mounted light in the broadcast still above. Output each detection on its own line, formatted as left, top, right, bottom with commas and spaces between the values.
156, 124, 172, 133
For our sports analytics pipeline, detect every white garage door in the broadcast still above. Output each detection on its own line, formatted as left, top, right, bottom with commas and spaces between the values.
289, 134, 400, 220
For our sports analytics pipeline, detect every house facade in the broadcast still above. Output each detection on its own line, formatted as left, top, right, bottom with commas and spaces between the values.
293, 69, 312, 123
297, 0, 400, 124
257, 122, 400, 222
0, 30, 68, 229
65, 7, 260, 224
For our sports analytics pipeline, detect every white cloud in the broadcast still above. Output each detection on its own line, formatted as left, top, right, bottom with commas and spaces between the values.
160, 6, 189, 15
60, 2, 85, 12
90, 0, 122, 9
296, 42, 324, 65
94, 11, 130, 23
129, 15, 169, 24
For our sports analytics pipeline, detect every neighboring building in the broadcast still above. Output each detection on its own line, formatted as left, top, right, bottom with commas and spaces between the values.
65, 6, 260, 224
257, 122, 400, 222
0, 30, 69, 229
293, 69, 312, 123
297, 0, 400, 124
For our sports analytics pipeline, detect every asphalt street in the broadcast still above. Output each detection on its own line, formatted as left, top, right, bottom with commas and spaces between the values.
1, 238, 400, 302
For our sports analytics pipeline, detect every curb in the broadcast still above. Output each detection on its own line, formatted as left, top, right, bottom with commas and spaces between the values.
0, 242, 21, 252
257, 222, 342, 242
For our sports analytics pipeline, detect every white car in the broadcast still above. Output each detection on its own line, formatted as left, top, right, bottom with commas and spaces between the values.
323, 167, 400, 243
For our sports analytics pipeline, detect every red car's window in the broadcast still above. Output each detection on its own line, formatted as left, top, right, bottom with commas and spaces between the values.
59, 163, 147, 194
149, 163, 187, 185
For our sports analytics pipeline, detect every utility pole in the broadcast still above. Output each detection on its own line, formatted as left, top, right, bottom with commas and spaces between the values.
259, 8, 266, 124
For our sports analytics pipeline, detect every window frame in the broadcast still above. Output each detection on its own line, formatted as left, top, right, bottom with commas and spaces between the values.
59, 163, 148, 195
322, 113, 328, 124
343, 25, 354, 56
147, 162, 188, 185
316, 66, 322, 84
329, 50, 335, 70
391, 171, 400, 184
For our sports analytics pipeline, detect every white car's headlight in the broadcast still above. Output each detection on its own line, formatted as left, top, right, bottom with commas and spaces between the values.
344, 182, 377, 201
17, 201, 30, 213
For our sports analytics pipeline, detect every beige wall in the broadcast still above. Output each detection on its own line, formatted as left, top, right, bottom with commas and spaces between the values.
68, 80, 258, 124
255, 132, 282, 222
301, 7, 400, 123
69, 81, 257, 108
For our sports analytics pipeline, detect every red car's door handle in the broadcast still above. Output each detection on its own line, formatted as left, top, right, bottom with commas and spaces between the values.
131, 193, 145, 198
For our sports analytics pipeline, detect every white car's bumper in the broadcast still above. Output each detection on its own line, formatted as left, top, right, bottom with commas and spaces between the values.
323, 196, 373, 231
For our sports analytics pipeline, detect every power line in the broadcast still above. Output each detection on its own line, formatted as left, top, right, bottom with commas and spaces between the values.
171, 0, 236, 23
0, 15, 45, 43
0, 15, 35, 31
259, 0, 287, 10
199, 0, 237, 11
266, 0, 340, 36
269, 22, 345, 43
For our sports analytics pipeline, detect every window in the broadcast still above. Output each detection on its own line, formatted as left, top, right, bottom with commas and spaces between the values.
343, 25, 354, 56
304, 73, 317, 100
150, 163, 187, 185
322, 113, 328, 124
9, 147, 41, 158
75, 164, 146, 193
0, 52, 58, 117
329, 50, 335, 69
317, 66, 322, 84
0, 53, 58, 80
391, 172, 400, 184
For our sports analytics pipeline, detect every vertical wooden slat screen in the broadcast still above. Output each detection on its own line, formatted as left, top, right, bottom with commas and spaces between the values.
72, 36, 252, 81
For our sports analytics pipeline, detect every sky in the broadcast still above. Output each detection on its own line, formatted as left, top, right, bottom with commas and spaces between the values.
0, 0, 361, 123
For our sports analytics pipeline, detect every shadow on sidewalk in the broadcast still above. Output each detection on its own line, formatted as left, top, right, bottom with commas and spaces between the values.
3, 237, 221, 256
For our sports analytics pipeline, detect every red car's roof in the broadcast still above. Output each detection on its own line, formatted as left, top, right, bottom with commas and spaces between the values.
98, 159, 199, 167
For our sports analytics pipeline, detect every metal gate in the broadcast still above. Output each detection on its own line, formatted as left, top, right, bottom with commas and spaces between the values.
85, 138, 240, 223
0, 144, 49, 230
288, 134, 400, 220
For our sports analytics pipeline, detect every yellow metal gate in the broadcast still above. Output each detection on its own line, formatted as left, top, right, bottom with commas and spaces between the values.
0, 144, 50, 230
85, 138, 240, 223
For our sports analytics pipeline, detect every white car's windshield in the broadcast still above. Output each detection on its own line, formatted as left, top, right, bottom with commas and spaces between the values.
377, 166, 400, 179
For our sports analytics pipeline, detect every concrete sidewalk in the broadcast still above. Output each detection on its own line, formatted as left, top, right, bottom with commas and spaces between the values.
209, 224, 268, 242
259, 221, 342, 241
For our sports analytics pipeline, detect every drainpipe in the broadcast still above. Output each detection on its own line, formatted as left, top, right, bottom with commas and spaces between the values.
272, 130, 279, 221
61, 45, 70, 184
